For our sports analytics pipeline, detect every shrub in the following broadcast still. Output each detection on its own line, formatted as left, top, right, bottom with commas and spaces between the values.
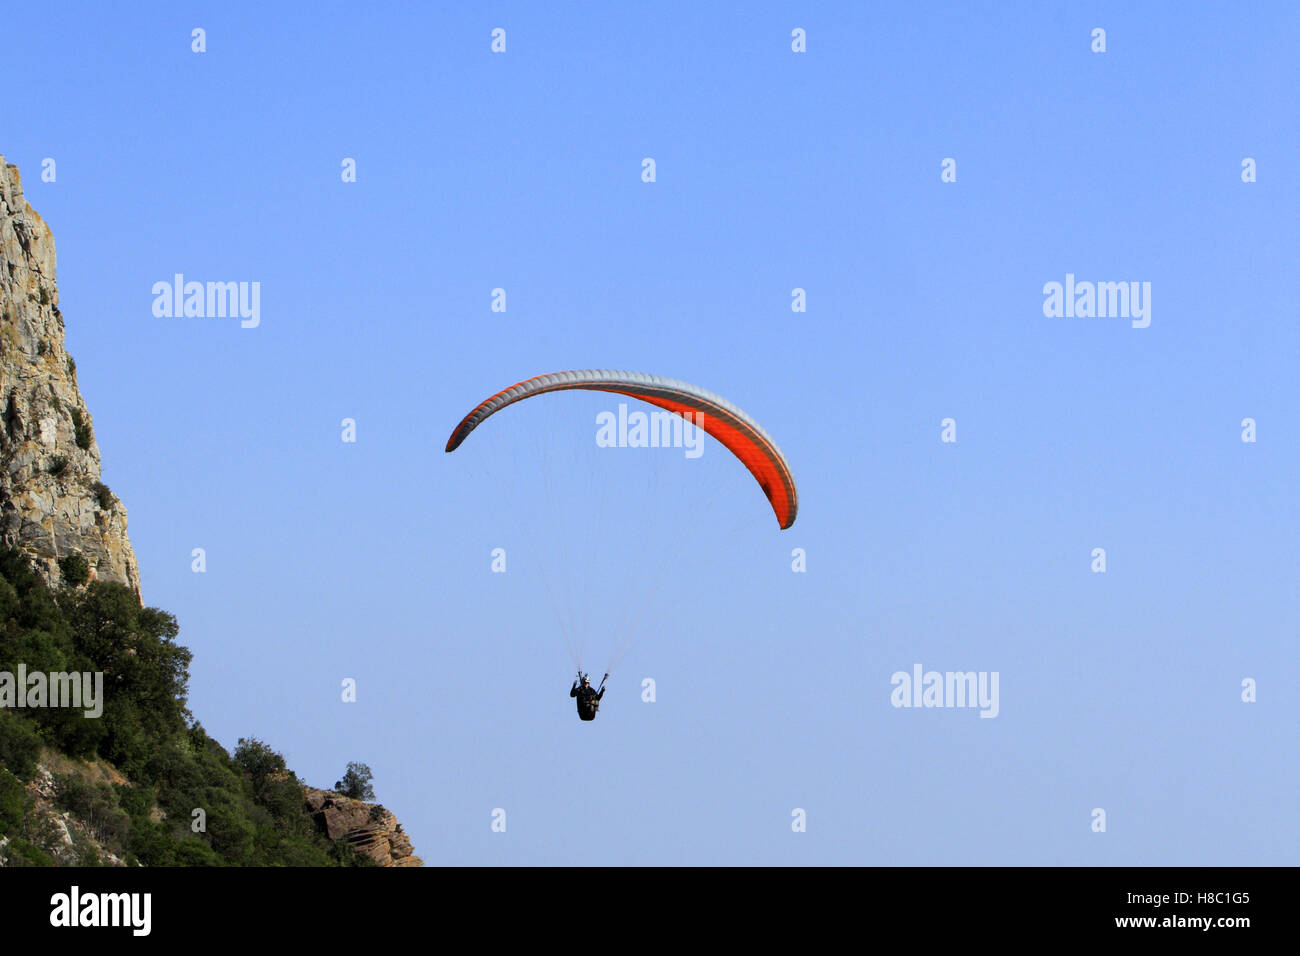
3, 838, 55, 866
69, 408, 91, 450
54, 775, 131, 850
0, 769, 32, 837
0, 712, 44, 781
47, 455, 69, 477
58, 552, 90, 586
91, 481, 113, 510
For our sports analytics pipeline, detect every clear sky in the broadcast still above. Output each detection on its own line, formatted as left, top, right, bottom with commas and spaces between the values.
3, 2, 1296, 864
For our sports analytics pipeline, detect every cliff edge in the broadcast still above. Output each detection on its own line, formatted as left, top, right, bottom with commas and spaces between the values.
0, 157, 141, 599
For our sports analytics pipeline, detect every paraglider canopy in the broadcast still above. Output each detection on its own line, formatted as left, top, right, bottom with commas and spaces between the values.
445, 370, 798, 529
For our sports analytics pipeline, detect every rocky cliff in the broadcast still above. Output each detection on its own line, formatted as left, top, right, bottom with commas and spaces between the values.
0, 157, 141, 599
305, 787, 424, 867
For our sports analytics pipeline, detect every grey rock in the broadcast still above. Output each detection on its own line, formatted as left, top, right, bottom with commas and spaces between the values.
0, 156, 141, 600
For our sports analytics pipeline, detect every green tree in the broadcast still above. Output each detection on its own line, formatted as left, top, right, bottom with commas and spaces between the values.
334, 762, 375, 800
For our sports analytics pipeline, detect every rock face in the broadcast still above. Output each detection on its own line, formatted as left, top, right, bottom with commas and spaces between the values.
304, 787, 423, 867
0, 157, 141, 598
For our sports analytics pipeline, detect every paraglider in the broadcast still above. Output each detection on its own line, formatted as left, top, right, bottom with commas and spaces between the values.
445, 370, 799, 722
570, 672, 607, 721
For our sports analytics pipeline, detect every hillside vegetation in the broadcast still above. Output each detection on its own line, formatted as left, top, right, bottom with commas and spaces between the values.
0, 548, 373, 866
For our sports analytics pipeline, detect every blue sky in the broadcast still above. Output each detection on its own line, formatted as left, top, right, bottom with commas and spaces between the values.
3, 1, 1296, 864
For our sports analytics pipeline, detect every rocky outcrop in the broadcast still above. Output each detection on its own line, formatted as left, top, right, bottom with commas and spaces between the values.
304, 787, 423, 867
0, 157, 141, 598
